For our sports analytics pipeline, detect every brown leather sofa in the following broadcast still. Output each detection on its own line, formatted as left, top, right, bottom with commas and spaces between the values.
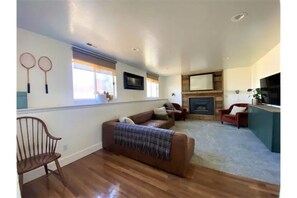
102, 110, 195, 177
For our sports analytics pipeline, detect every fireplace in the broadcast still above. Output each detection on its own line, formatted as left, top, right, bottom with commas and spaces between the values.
189, 97, 215, 115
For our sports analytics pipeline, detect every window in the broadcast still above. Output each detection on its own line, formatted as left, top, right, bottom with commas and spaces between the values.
147, 73, 159, 98
72, 47, 117, 103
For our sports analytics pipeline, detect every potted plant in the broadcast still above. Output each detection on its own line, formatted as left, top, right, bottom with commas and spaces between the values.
247, 88, 262, 105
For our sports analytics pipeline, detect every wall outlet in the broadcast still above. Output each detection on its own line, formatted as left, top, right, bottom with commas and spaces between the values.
63, 145, 68, 151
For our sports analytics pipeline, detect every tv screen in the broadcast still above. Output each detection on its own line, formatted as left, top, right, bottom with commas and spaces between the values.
124, 72, 144, 90
190, 74, 213, 91
260, 73, 280, 106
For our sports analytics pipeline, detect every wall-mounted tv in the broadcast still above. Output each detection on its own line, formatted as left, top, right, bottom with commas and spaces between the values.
190, 73, 214, 91
260, 72, 280, 106
124, 72, 144, 90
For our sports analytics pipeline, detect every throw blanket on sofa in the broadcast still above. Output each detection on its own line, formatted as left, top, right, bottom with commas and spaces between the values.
114, 123, 174, 160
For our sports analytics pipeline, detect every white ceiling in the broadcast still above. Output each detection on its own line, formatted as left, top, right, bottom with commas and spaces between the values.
17, 0, 280, 76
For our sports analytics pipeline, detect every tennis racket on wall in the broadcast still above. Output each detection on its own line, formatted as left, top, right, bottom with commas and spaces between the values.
38, 56, 52, 94
19, 52, 36, 93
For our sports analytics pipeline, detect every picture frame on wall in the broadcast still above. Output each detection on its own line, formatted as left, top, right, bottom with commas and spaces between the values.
123, 72, 144, 90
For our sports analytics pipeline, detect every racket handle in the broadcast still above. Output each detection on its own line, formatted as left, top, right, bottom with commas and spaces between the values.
27, 83, 30, 93
45, 84, 48, 94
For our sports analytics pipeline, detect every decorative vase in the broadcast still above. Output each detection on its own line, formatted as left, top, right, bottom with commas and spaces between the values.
253, 99, 261, 105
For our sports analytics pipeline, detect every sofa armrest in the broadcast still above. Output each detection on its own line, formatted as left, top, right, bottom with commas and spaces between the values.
166, 110, 175, 119
236, 111, 248, 120
102, 121, 118, 151
171, 132, 195, 176
218, 109, 230, 115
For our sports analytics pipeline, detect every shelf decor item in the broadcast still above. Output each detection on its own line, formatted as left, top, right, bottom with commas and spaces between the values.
19, 52, 36, 93
247, 88, 262, 105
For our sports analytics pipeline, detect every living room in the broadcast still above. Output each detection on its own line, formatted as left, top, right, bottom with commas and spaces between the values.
6, 0, 296, 197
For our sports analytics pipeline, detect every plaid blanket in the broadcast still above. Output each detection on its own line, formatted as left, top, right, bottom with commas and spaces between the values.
114, 123, 174, 160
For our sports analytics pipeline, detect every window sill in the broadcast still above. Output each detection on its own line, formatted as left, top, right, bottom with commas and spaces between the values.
17, 98, 167, 114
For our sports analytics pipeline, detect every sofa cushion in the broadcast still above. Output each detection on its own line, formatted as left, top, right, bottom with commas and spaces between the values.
153, 107, 167, 115
141, 120, 169, 128
129, 111, 154, 124
154, 114, 169, 120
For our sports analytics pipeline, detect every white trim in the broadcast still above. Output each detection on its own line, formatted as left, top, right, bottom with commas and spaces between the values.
23, 143, 102, 183
17, 99, 167, 114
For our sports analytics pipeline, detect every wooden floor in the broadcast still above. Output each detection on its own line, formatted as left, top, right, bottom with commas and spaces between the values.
22, 150, 280, 198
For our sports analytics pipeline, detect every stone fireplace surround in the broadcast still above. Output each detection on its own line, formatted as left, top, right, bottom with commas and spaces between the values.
182, 70, 223, 121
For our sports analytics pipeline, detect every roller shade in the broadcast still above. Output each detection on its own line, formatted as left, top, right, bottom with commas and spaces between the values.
147, 72, 159, 82
72, 47, 116, 70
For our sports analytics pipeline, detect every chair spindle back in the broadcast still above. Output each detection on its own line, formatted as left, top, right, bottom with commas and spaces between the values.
17, 117, 60, 162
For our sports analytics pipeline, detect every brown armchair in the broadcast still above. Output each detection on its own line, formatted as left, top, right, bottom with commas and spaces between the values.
164, 102, 187, 121
218, 103, 249, 128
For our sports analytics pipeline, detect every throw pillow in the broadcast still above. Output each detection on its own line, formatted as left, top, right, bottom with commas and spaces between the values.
153, 107, 167, 115
119, 117, 126, 123
230, 106, 246, 115
119, 117, 135, 124
154, 114, 169, 120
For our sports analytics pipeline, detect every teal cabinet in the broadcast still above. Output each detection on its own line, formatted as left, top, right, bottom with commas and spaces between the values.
248, 105, 280, 153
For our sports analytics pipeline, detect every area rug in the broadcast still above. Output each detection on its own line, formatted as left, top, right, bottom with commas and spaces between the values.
171, 120, 280, 185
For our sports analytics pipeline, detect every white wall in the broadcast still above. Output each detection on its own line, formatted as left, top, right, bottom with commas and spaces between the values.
251, 43, 280, 88
17, 28, 74, 108
17, 99, 167, 183
17, 28, 159, 108
162, 75, 182, 105
223, 43, 280, 108
223, 67, 252, 108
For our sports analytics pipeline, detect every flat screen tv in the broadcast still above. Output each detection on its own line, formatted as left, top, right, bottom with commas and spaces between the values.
260, 72, 280, 106
123, 72, 144, 90
190, 73, 214, 91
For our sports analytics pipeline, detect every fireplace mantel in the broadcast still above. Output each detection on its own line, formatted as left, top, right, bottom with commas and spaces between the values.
182, 90, 223, 95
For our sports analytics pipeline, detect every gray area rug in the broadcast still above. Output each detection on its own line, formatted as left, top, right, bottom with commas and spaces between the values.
171, 120, 280, 185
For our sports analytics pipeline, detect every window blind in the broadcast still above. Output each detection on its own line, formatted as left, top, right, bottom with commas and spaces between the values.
147, 72, 159, 82
72, 47, 117, 73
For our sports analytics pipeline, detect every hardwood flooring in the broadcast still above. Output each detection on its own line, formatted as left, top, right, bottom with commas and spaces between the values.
22, 150, 280, 198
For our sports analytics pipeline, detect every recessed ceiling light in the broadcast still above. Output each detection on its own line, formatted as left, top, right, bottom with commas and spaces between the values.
131, 47, 140, 52
86, 43, 97, 48
231, 12, 248, 22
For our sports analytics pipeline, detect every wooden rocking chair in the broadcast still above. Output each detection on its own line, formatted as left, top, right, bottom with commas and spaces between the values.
17, 116, 66, 192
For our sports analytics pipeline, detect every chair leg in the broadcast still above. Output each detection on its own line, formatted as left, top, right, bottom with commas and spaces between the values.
55, 159, 66, 186
19, 174, 23, 196
44, 164, 49, 175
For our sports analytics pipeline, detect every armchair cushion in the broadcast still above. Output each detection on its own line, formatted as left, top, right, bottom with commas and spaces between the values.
230, 106, 247, 115
164, 102, 176, 110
